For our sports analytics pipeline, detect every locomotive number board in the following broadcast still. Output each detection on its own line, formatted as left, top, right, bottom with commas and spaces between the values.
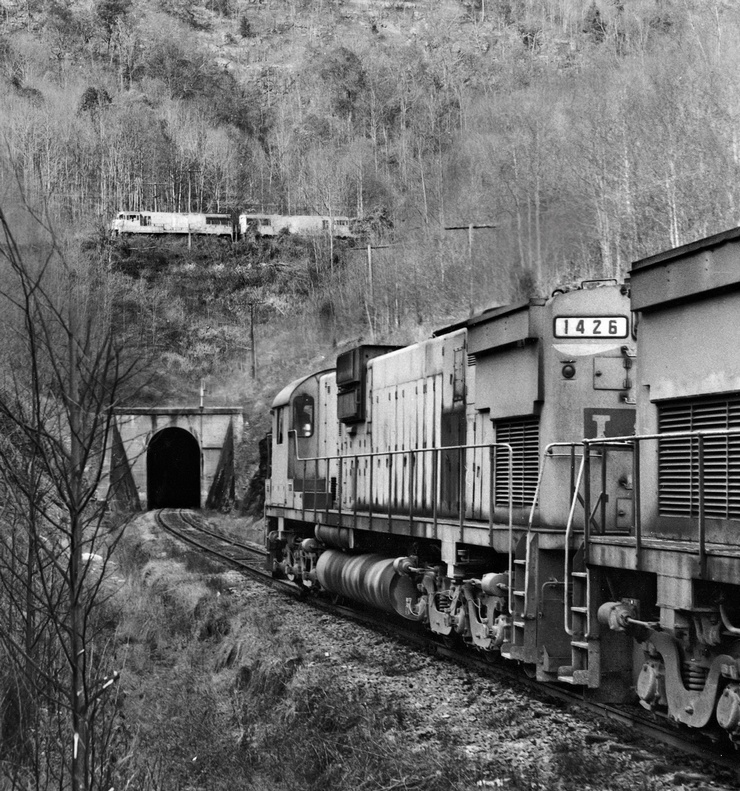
553, 316, 629, 338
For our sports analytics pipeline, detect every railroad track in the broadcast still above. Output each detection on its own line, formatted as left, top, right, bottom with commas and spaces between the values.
153, 508, 740, 776
155, 508, 285, 585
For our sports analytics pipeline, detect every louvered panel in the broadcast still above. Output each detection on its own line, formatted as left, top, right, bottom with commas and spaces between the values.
494, 417, 539, 508
658, 395, 740, 520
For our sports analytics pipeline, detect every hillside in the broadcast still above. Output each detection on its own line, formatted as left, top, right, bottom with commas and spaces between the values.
2, 0, 740, 464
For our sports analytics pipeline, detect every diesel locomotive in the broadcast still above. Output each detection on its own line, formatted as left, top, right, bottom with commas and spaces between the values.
109, 211, 354, 240
264, 225, 740, 742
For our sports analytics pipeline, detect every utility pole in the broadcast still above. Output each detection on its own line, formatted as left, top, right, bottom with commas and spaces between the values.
356, 243, 395, 340
249, 302, 257, 380
444, 223, 497, 315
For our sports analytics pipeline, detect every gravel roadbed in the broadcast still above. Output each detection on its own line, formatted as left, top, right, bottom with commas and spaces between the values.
220, 569, 739, 791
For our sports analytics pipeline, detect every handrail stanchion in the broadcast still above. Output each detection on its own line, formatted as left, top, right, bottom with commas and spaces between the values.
325, 456, 330, 521
570, 444, 576, 498
432, 449, 439, 540
698, 434, 706, 579
458, 446, 465, 542
301, 454, 306, 523
388, 453, 393, 531
488, 446, 495, 548
337, 456, 343, 517
368, 452, 374, 531
353, 455, 358, 529
583, 443, 591, 565
600, 444, 607, 534
409, 450, 416, 533
633, 438, 641, 570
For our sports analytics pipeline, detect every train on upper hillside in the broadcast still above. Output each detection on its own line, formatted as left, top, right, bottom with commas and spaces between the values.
263, 224, 740, 745
238, 213, 354, 239
109, 211, 355, 241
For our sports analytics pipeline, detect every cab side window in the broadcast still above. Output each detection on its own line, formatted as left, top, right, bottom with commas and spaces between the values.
293, 394, 314, 438
275, 407, 284, 444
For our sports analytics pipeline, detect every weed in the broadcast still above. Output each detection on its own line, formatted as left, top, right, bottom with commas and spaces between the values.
548, 734, 616, 789
242, 667, 478, 791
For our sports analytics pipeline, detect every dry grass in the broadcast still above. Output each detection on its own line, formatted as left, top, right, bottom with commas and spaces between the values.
92, 515, 482, 790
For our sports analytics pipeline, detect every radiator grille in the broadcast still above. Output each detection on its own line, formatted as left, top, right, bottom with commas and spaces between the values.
494, 417, 540, 508
658, 396, 740, 519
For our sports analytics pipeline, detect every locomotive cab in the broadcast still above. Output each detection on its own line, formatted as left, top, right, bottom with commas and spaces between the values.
267, 370, 336, 511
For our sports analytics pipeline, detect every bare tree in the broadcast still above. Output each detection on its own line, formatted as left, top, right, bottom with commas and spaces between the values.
0, 187, 143, 790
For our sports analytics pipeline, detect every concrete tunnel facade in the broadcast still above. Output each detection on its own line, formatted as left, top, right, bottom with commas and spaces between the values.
106, 407, 244, 510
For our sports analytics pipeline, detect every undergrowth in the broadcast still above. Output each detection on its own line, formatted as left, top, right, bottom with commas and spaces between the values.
99, 522, 479, 790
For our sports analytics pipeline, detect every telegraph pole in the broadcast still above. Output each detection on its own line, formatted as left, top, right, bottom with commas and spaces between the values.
249, 302, 257, 380
444, 223, 497, 315
357, 243, 395, 339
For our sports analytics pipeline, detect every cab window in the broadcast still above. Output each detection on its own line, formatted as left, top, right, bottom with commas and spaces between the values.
293, 394, 314, 438
275, 408, 284, 444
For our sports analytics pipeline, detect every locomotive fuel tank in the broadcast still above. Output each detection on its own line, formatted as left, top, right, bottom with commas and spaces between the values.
315, 550, 420, 619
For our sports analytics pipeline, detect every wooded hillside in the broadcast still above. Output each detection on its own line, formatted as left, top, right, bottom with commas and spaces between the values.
1, 0, 738, 421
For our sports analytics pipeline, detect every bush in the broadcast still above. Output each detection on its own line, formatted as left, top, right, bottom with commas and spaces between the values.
239, 15, 252, 37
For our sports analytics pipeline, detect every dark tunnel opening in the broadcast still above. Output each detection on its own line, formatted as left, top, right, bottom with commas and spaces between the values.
147, 427, 201, 509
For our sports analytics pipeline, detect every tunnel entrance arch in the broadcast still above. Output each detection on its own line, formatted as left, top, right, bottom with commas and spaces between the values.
147, 427, 201, 509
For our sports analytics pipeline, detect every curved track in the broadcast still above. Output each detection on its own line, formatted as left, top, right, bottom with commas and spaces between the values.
155, 508, 290, 588
153, 509, 740, 775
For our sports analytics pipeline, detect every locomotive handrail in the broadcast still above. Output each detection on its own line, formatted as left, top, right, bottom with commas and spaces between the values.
564, 454, 587, 637
524, 441, 586, 622
288, 430, 514, 570
579, 426, 740, 582
720, 604, 740, 636
289, 432, 514, 463
582, 426, 740, 444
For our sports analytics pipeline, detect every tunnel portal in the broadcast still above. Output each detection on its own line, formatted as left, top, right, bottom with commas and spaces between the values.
147, 427, 201, 509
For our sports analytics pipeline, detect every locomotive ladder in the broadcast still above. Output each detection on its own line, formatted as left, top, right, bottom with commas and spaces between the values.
505, 443, 590, 668
517, 445, 602, 686
558, 452, 601, 687
558, 544, 600, 687
504, 532, 539, 663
